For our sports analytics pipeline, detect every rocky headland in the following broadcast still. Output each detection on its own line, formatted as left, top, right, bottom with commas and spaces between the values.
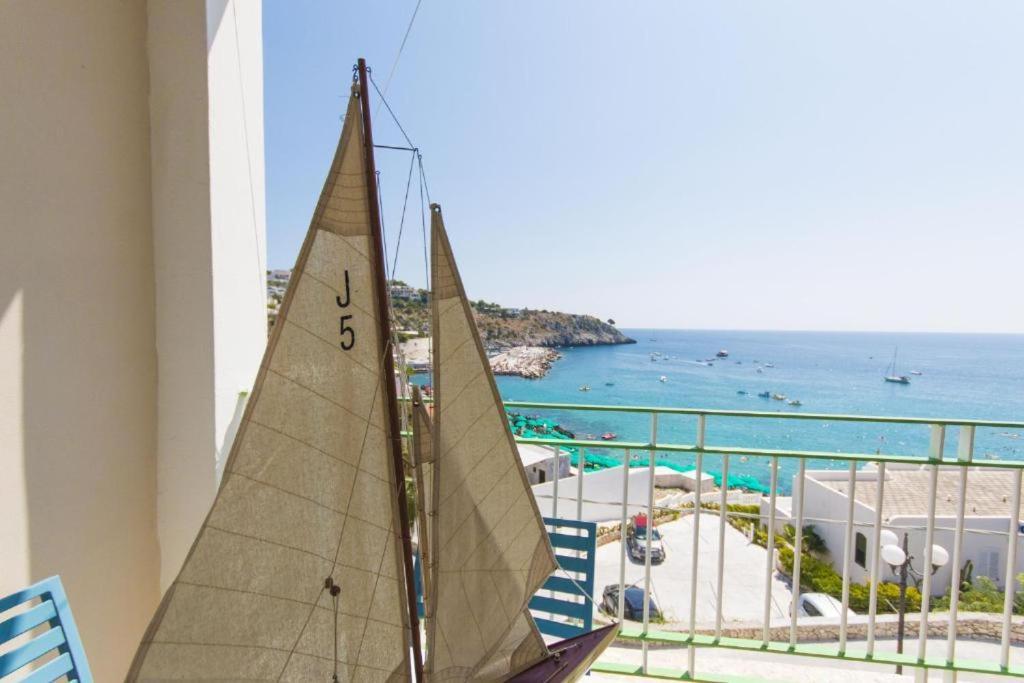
489, 347, 561, 379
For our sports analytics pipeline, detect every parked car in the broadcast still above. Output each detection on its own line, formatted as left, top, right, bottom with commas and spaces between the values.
600, 584, 662, 621
791, 592, 856, 619
626, 525, 665, 564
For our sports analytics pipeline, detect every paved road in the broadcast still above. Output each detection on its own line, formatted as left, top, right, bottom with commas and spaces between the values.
592, 513, 793, 626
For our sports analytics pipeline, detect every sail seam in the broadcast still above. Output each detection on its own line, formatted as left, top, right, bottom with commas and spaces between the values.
263, 367, 381, 429
433, 433, 505, 510
282, 316, 379, 378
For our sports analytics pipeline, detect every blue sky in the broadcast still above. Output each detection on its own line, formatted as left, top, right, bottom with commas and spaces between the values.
264, 2, 1024, 333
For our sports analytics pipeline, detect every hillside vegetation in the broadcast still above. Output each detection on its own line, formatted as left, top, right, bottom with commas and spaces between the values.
389, 282, 634, 351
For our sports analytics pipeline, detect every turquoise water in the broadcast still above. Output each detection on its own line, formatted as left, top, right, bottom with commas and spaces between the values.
488, 330, 1024, 494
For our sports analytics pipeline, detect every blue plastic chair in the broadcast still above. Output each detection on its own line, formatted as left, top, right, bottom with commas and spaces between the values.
0, 576, 92, 682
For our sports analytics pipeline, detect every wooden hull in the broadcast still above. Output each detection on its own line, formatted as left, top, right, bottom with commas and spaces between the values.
505, 624, 618, 683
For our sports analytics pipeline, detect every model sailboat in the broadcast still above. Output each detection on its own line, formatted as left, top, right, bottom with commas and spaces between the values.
128, 60, 615, 682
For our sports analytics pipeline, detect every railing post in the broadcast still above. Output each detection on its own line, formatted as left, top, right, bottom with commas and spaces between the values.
944, 425, 973, 683
762, 456, 779, 645
617, 449, 631, 624
1000, 467, 1022, 669
839, 460, 856, 654
576, 447, 586, 522
715, 454, 730, 638
789, 459, 806, 647
866, 461, 886, 655
688, 414, 705, 677
642, 412, 658, 674
551, 445, 560, 520
916, 424, 945, 683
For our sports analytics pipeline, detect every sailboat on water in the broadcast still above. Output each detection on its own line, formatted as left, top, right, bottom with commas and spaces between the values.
883, 347, 911, 384
127, 58, 615, 682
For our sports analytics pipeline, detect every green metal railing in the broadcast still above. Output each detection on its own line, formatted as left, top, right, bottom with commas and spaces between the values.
498, 400, 1024, 681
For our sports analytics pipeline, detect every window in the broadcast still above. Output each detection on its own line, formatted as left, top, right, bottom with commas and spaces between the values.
855, 532, 867, 568
802, 599, 821, 617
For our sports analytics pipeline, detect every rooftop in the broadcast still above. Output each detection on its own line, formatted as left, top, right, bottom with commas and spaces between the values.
817, 467, 1024, 519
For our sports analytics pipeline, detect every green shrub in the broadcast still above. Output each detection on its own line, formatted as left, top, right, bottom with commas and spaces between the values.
776, 545, 920, 613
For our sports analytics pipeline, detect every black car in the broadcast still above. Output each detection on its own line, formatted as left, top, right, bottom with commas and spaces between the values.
600, 584, 662, 621
626, 525, 666, 564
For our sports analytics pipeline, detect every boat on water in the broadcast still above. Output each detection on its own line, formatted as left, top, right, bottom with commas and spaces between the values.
579, 384, 591, 392
772, 393, 786, 400
910, 370, 923, 376
604, 381, 615, 386
737, 390, 748, 395
758, 391, 771, 399
788, 399, 803, 407
601, 432, 617, 441
659, 375, 668, 383
716, 349, 729, 358
126, 59, 616, 682
884, 347, 911, 384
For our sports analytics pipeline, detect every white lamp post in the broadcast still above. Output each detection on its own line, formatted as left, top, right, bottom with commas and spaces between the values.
879, 530, 949, 673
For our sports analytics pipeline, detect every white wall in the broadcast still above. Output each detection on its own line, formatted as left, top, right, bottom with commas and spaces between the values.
0, 4, 161, 678
0, 1, 266, 677
798, 471, 1024, 597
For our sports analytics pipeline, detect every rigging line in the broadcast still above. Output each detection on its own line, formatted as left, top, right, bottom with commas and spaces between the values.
418, 156, 433, 390
375, 144, 418, 152
417, 152, 433, 206
374, 0, 424, 115
369, 73, 415, 150
376, 171, 390, 279
230, 2, 266, 297
390, 149, 417, 278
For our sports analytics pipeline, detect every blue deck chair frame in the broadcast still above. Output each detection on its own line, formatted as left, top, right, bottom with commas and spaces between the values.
414, 517, 598, 640
0, 575, 92, 682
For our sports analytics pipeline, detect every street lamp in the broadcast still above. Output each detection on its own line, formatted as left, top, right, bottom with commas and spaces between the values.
880, 530, 949, 673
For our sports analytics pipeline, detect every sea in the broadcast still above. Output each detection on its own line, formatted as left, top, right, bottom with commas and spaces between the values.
486, 330, 1024, 495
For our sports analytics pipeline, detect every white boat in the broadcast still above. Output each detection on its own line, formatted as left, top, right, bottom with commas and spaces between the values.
716, 349, 729, 358
659, 375, 668, 383
772, 393, 786, 401
884, 347, 911, 384
788, 399, 802, 407
579, 384, 591, 392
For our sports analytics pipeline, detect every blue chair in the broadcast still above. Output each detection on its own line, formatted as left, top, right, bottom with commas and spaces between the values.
0, 576, 92, 682
529, 517, 598, 639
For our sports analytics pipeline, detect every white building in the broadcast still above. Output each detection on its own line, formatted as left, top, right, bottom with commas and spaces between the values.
390, 284, 418, 300
764, 465, 1024, 596
519, 443, 572, 485
268, 268, 292, 282
0, 2, 265, 678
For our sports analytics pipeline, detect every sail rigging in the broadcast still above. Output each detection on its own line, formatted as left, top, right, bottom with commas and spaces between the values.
128, 66, 416, 682
425, 205, 558, 680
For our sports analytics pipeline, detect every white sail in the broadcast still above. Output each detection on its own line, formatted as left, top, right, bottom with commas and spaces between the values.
425, 206, 557, 681
128, 88, 411, 682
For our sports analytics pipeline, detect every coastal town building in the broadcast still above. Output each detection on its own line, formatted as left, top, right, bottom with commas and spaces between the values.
519, 443, 573, 485
390, 283, 419, 300
0, 3, 265, 678
763, 465, 1024, 595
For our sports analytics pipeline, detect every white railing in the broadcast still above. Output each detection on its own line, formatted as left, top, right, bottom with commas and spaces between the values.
511, 401, 1024, 680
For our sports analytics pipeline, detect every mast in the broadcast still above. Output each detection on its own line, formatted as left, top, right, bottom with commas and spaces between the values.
356, 57, 424, 682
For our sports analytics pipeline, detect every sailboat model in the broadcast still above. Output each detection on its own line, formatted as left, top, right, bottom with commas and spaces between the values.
884, 347, 911, 384
127, 59, 614, 682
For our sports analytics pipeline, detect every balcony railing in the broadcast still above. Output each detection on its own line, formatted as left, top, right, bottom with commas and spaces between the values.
504, 400, 1024, 681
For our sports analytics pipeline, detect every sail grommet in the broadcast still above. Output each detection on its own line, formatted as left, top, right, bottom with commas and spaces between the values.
324, 576, 341, 596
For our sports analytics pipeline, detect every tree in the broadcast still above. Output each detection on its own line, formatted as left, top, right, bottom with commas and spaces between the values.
607, 318, 616, 325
